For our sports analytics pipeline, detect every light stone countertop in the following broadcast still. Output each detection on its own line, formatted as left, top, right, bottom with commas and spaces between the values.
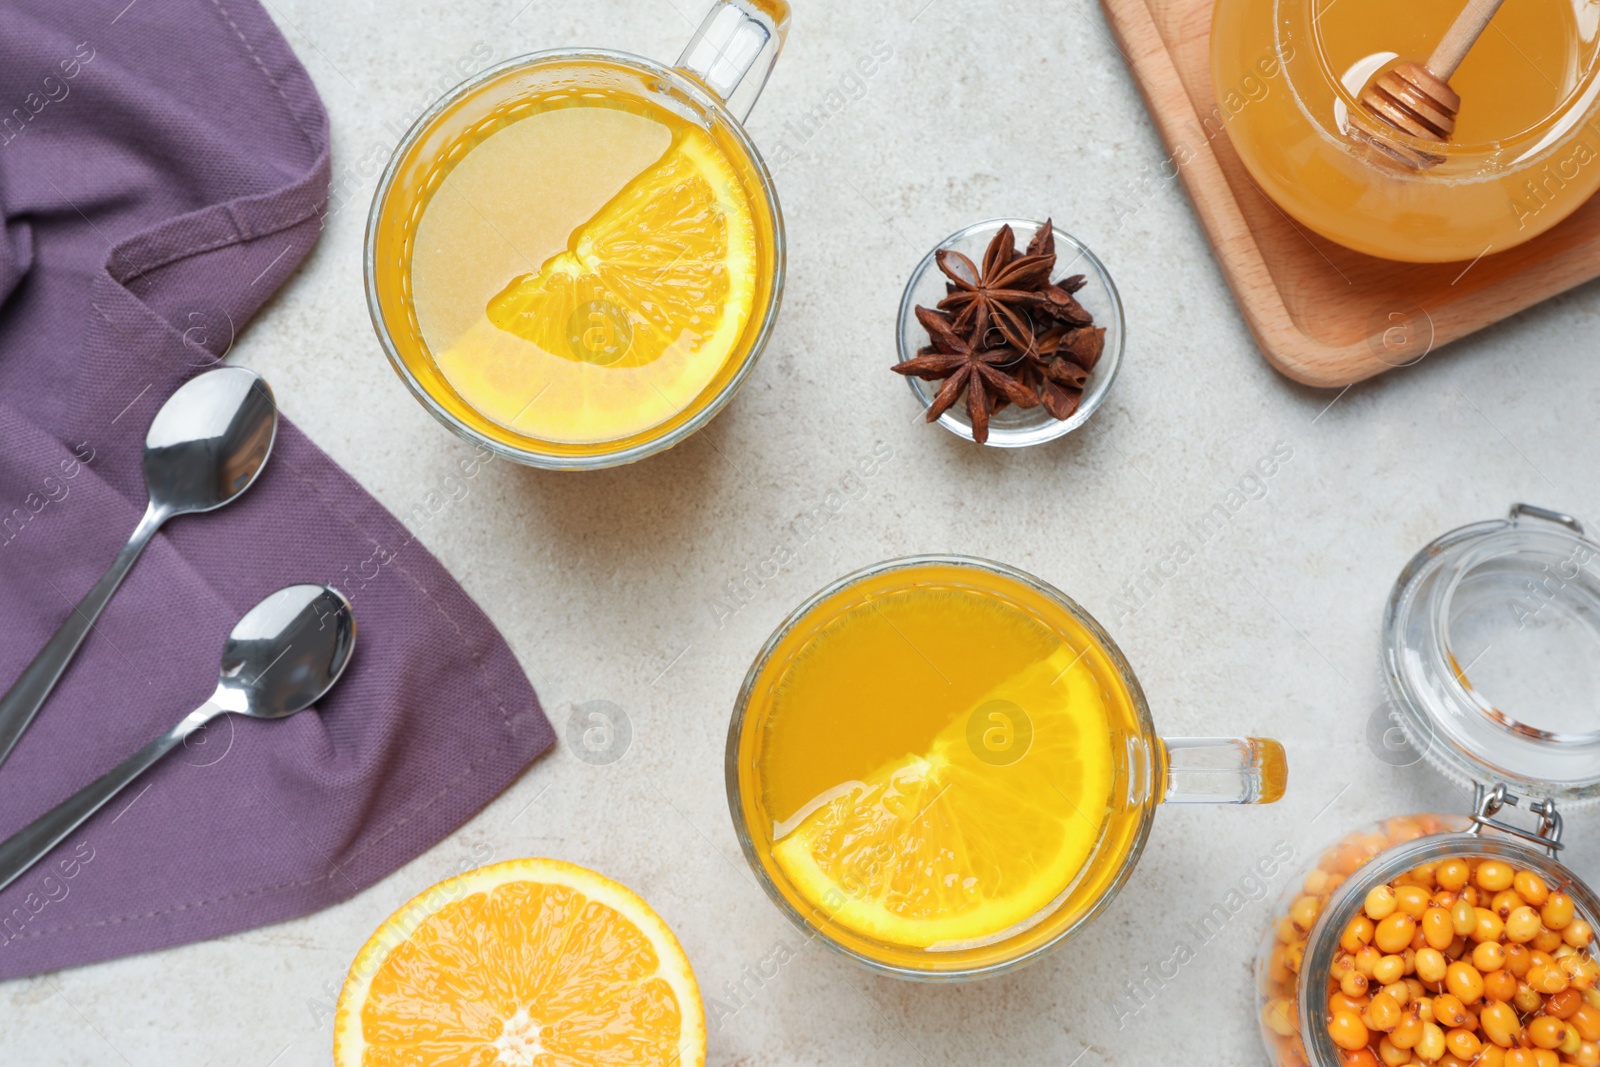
6, 1, 1600, 1065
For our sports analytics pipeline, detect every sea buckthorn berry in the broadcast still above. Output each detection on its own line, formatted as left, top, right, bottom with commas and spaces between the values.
1506, 906, 1543, 943
1483, 967, 1518, 1002
1474, 941, 1508, 972
1332, 952, 1355, 979
1481, 1000, 1522, 1047
1432, 993, 1469, 1027
1398, 885, 1432, 918
1477, 1048, 1506, 1067
1474, 908, 1506, 943
1263, 997, 1296, 1036
1356, 945, 1382, 976
1566, 920, 1595, 950
1365, 991, 1403, 1032
1529, 1050, 1557, 1067
1392, 1011, 1426, 1049
1502, 1049, 1537, 1067
1446, 961, 1485, 1003
1478, 862, 1515, 893
1330, 1010, 1370, 1051
1416, 1020, 1446, 1062
1515, 981, 1545, 1013
1344, 915, 1377, 952
1506, 942, 1533, 977
1514, 871, 1549, 906
1382, 980, 1411, 1006
1564, 1027, 1586, 1057
1305, 867, 1331, 895
1404, 977, 1426, 1002
1417, 948, 1449, 984
1339, 1049, 1380, 1067
1549, 988, 1584, 1019
1330, 991, 1368, 1016
1452, 899, 1479, 938
1278, 916, 1300, 943
1493, 890, 1527, 919
1424, 908, 1456, 950
1577, 1040, 1600, 1067
1438, 859, 1471, 892
1342, 970, 1370, 997
1366, 885, 1399, 921
1543, 893, 1576, 931
1374, 954, 1407, 986
1291, 895, 1322, 931
1532, 928, 1564, 954
1530, 962, 1571, 995
1378, 1036, 1410, 1066
1378, 914, 1419, 954
1445, 1027, 1482, 1060
1529, 1016, 1573, 1049
1573, 1003, 1600, 1042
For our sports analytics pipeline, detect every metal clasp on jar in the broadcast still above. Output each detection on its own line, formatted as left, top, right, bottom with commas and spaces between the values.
1468, 782, 1563, 855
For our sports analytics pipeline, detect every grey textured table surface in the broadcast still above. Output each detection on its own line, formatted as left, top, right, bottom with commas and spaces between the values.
6, 1, 1600, 1065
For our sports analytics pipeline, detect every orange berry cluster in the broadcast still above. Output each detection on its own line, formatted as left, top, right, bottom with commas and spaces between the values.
1261, 817, 1600, 1067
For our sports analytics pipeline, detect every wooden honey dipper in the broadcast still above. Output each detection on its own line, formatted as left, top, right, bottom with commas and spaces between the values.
1356, 0, 1507, 166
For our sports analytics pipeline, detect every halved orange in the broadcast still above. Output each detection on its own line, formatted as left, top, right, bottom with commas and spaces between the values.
333, 858, 705, 1067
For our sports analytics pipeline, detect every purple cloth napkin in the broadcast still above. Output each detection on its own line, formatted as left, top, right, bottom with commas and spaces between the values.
0, 0, 553, 979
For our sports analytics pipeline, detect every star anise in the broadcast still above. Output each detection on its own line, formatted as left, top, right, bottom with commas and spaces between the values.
892, 306, 1037, 444
898, 216, 1104, 442
934, 224, 1054, 353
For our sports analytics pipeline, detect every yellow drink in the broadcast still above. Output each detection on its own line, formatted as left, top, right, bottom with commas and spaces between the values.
732, 561, 1151, 975
1213, 0, 1600, 261
368, 57, 780, 462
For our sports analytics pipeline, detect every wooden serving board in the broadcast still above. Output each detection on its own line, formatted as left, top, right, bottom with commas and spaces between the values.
1099, 0, 1600, 387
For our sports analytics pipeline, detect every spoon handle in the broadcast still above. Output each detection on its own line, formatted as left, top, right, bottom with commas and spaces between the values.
0, 702, 215, 895
0, 502, 165, 772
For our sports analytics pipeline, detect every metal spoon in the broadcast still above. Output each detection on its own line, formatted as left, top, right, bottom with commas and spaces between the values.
0, 584, 354, 894
0, 367, 277, 771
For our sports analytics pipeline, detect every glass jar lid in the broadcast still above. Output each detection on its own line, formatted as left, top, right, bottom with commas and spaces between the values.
1384, 503, 1600, 806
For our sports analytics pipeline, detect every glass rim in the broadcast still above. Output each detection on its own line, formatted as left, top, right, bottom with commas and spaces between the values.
362, 47, 787, 471
895, 218, 1125, 448
723, 553, 1160, 980
1295, 830, 1600, 1066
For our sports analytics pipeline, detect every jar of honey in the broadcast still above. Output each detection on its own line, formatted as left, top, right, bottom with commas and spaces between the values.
1212, 0, 1600, 262
1253, 505, 1600, 1065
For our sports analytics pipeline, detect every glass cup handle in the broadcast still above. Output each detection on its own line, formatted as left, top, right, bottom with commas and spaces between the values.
676, 0, 790, 122
1158, 737, 1287, 804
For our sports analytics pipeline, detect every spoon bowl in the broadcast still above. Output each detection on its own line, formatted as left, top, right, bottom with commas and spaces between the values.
218, 584, 356, 717
143, 367, 277, 517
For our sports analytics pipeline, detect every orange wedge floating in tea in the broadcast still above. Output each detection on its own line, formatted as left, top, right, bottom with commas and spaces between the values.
333, 858, 705, 1067
772, 647, 1114, 949
435, 128, 757, 445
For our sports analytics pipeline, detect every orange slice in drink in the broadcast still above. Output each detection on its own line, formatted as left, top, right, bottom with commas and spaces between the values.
333, 858, 705, 1067
435, 127, 757, 445
771, 647, 1113, 949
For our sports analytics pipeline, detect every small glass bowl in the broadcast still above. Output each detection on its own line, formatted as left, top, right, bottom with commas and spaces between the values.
895, 218, 1124, 448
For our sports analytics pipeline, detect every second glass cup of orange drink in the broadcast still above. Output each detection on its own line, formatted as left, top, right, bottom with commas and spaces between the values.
728, 557, 1287, 978
366, 1, 788, 469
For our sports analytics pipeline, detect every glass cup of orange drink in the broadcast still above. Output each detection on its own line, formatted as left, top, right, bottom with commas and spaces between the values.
1212, 0, 1600, 261
727, 556, 1287, 979
366, 1, 788, 469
